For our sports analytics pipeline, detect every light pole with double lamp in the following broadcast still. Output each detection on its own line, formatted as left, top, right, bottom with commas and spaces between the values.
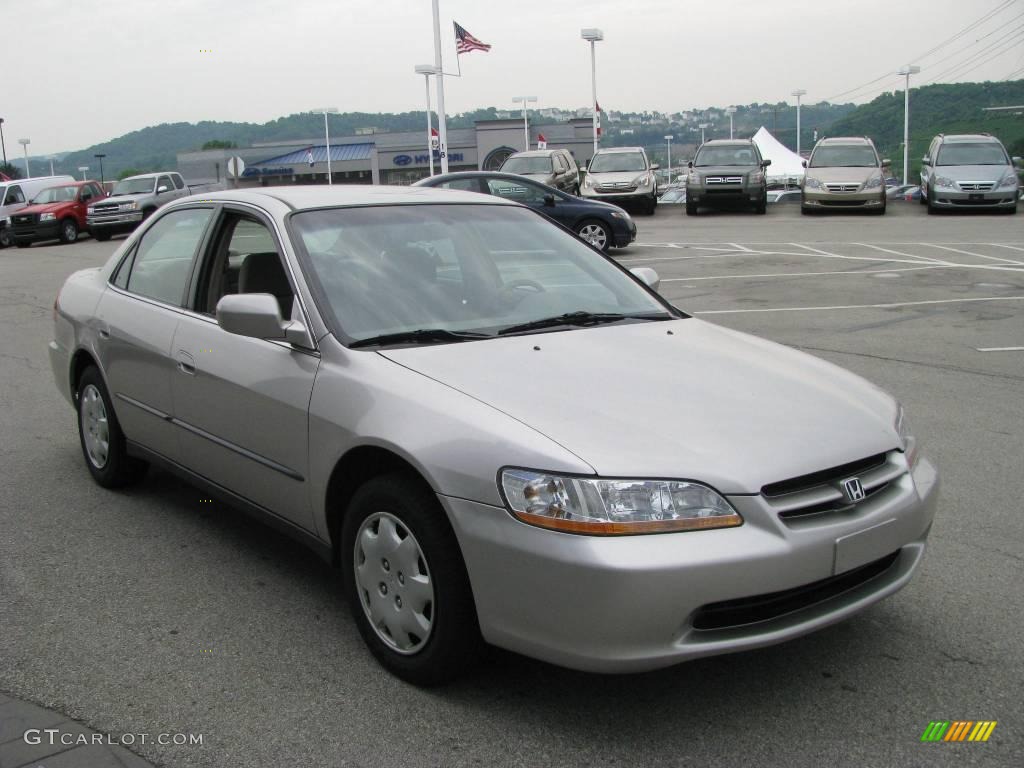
664, 135, 673, 184
310, 107, 339, 184
94, 153, 106, 185
725, 106, 736, 139
18, 138, 30, 177
0, 118, 7, 167
414, 64, 438, 176
897, 65, 921, 185
512, 96, 537, 152
580, 28, 603, 155
791, 89, 807, 156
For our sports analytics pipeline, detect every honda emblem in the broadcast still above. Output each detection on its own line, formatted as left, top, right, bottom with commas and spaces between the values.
842, 477, 866, 502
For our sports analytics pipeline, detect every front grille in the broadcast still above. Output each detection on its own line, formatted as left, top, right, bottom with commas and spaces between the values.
824, 183, 860, 193
13, 214, 36, 226
691, 550, 900, 630
705, 176, 744, 184
761, 452, 906, 521
596, 185, 637, 193
91, 204, 119, 213
958, 182, 995, 191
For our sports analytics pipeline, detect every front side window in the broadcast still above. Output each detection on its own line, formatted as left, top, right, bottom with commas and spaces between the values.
291, 204, 670, 344
809, 145, 879, 168
936, 143, 1008, 166
126, 208, 213, 306
589, 152, 646, 172
30, 185, 78, 204
694, 146, 758, 167
157, 176, 174, 192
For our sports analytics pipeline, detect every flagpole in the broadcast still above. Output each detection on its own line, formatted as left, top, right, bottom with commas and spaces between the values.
425, 74, 434, 176
431, 0, 449, 174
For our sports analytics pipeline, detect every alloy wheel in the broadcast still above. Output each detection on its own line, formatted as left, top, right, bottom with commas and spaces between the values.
578, 223, 608, 250
80, 384, 110, 469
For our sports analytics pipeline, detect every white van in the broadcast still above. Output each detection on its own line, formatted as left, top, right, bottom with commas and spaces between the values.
1, 175, 76, 248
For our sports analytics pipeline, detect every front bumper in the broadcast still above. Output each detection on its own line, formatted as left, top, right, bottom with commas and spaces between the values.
613, 217, 637, 247
582, 185, 655, 205
11, 220, 62, 244
48, 339, 73, 407
687, 185, 760, 206
442, 456, 938, 673
928, 188, 1017, 208
803, 188, 885, 208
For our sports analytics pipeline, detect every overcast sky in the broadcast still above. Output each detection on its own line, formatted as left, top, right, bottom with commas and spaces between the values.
4, 0, 1023, 155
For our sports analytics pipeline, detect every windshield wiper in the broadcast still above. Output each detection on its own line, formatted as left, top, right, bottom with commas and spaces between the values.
498, 311, 671, 336
349, 328, 491, 349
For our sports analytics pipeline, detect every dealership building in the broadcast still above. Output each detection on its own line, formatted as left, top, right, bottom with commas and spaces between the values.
176, 118, 598, 187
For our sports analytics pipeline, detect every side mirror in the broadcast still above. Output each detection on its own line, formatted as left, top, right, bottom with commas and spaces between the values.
921, 156, 930, 166
1013, 156, 1023, 169
650, 163, 660, 170
543, 194, 556, 207
881, 158, 891, 166
157, 185, 169, 194
630, 266, 660, 293
216, 293, 313, 348
801, 160, 807, 168
762, 159, 772, 167
687, 160, 694, 169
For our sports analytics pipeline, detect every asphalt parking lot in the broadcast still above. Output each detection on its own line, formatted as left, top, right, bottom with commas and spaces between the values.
1, 202, 1022, 768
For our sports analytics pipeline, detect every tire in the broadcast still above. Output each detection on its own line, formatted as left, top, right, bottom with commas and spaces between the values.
341, 472, 482, 686
76, 366, 148, 488
755, 192, 767, 215
92, 229, 112, 242
575, 219, 612, 251
0, 227, 11, 249
570, 184, 580, 196
59, 218, 79, 244
646, 193, 658, 215
686, 199, 697, 216
15, 240, 31, 248
918, 191, 927, 205
801, 205, 812, 215
142, 208, 156, 221
926, 198, 937, 215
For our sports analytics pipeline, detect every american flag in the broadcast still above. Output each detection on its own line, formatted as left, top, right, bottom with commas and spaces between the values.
454, 22, 491, 54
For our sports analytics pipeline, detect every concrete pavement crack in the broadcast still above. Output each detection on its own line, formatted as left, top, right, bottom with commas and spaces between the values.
795, 345, 1024, 383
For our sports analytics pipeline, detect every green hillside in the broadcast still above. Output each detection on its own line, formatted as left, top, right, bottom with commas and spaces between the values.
828, 80, 1024, 178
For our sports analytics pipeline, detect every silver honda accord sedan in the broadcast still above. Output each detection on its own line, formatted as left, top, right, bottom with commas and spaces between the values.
50, 186, 938, 685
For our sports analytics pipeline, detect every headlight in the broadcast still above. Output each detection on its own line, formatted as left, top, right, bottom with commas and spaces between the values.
39, 212, 56, 222
804, 176, 822, 189
500, 468, 743, 535
118, 201, 139, 211
934, 175, 958, 189
997, 172, 1019, 190
609, 210, 629, 220
896, 405, 919, 469
864, 175, 883, 189
750, 171, 764, 184
633, 173, 650, 187
584, 176, 594, 188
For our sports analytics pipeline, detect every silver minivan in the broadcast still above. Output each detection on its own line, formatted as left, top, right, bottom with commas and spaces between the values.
920, 133, 1020, 214
0, 175, 76, 248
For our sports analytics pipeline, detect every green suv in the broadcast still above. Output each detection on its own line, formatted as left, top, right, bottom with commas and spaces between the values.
685, 140, 770, 215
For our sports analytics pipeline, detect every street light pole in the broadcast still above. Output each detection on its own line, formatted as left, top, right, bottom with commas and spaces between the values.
664, 135, 673, 183
94, 153, 106, 184
581, 28, 604, 156
699, 123, 709, 145
791, 89, 807, 156
431, 0, 450, 174
725, 106, 736, 139
512, 96, 537, 151
18, 138, 30, 177
310, 107, 339, 185
897, 66, 921, 185
0, 118, 7, 166
414, 65, 437, 176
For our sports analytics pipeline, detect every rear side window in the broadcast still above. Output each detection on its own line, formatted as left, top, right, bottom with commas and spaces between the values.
3, 185, 25, 205
171, 174, 186, 190
126, 208, 213, 306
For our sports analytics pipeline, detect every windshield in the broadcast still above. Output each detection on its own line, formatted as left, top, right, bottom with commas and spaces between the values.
589, 152, 646, 173
113, 177, 156, 195
291, 204, 670, 343
936, 143, 1008, 166
809, 145, 878, 168
694, 146, 759, 166
30, 186, 79, 204
501, 156, 553, 174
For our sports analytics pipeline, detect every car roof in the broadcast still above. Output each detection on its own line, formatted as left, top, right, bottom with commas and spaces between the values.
702, 140, 755, 147
593, 146, 645, 154
817, 137, 873, 146
181, 184, 517, 209
123, 172, 177, 180
506, 150, 558, 157
940, 134, 1001, 143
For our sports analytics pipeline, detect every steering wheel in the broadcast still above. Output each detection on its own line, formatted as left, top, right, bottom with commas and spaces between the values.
501, 279, 546, 294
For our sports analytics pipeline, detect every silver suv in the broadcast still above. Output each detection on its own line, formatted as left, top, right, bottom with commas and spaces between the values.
499, 149, 580, 194
920, 134, 1020, 214
801, 137, 889, 215
87, 172, 190, 240
581, 147, 659, 215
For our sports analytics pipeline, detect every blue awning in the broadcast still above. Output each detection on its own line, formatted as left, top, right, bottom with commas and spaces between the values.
254, 142, 374, 165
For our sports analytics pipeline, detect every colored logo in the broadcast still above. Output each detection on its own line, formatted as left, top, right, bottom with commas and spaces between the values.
920, 721, 997, 742
394, 154, 413, 166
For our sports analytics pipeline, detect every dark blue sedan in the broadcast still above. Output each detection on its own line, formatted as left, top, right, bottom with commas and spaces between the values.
413, 172, 636, 252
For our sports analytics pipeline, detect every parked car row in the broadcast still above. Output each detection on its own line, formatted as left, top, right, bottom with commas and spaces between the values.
0, 171, 189, 248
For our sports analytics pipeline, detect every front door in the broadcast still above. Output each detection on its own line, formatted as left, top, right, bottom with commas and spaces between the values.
170, 207, 318, 532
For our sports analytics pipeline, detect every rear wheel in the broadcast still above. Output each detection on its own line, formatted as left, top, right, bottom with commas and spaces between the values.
576, 219, 612, 251
76, 366, 148, 488
341, 473, 482, 686
59, 218, 79, 244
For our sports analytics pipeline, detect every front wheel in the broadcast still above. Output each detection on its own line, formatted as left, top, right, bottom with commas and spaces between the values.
576, 219, 612, 251
755, 192, 767, 215
91, 229, 113, 242
0, 227, 11, 248
685, 199, 697, 216
76, 366, 148, 488
341, 473, 482, 686
646, 193, 658, 215
570, 184, 580, 196
59, 218, 79, 244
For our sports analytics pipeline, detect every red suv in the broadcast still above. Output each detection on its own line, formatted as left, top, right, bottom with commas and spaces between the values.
10, 180, 106, 247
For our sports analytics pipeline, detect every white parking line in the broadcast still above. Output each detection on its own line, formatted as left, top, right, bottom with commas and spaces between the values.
693, 295, 1024, 315
976, 346, 1024, 352
789, 242, 929, 265
660, 265, 941, 282
922, 243, 1024, 266
854, 242, 951, 265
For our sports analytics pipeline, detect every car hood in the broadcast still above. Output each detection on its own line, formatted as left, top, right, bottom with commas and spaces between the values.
805, 166, 879, 183
379, 319, 900, 493
587, 170, 649, 184
16, 201, 76, 215
934, 164, 1009, 181
92, 192, 148, 206
514, 173, 557, 184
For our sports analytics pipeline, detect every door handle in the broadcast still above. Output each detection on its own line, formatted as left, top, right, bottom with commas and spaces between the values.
176, 350, 196, 375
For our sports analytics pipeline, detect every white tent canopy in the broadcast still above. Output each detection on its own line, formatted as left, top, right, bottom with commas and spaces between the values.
752, 126, 805, 181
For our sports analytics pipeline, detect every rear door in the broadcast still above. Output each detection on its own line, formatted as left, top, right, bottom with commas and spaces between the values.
170, 205, 318, 532
96, 205, 216, 461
